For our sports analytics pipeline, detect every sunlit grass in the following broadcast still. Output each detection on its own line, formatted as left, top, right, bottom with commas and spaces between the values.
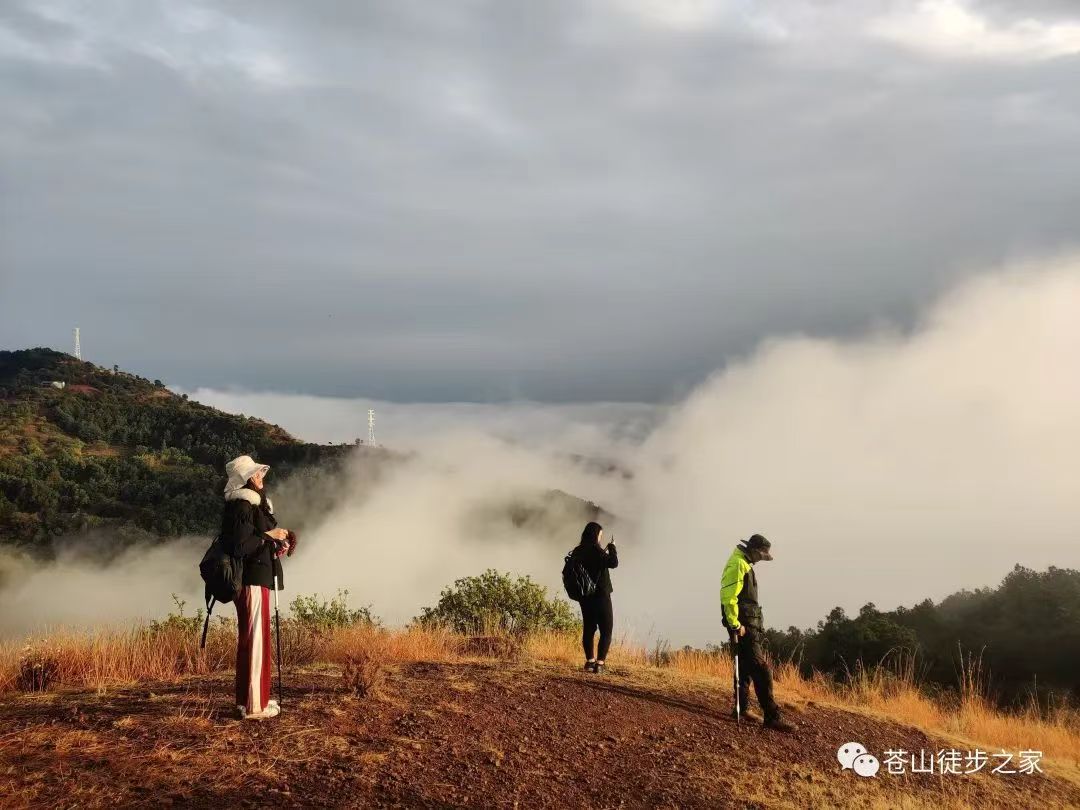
3, 623, 1078, 764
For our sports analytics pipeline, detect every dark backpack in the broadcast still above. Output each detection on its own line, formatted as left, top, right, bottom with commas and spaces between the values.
562, 548, 598, 602
198, 535, 243, 647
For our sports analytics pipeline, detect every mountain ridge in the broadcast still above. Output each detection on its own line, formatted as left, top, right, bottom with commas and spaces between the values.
0, 347, 376, 548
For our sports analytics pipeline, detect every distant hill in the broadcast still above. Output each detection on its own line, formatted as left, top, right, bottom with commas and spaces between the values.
0, 348, 382, 549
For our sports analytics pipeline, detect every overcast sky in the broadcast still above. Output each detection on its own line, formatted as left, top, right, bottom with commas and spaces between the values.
2, 0, 1078, 401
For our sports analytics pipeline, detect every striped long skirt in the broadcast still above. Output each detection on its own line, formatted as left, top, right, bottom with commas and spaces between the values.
235, 585, 272, 714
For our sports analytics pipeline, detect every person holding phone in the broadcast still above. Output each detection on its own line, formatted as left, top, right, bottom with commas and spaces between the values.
574, 521, 619, 674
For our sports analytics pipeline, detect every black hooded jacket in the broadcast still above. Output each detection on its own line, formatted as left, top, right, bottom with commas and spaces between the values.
573, 541, 619, 596
220, 488, 284, 590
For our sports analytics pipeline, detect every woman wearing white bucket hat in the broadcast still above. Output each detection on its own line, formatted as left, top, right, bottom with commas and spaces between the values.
220, 454, 293, 720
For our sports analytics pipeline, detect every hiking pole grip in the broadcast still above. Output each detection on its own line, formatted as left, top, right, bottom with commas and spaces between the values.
273, 575, 283, 707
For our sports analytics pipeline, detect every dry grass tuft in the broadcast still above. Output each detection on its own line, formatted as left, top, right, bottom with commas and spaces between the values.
335, 626, 390, 698
17, 643, 60, 691
342, 651, 386, 698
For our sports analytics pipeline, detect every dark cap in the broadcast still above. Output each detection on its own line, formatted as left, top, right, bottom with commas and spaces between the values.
744, 534, 773, 561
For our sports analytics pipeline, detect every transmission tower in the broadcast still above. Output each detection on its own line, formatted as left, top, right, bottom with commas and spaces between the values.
73, 327, 82, 361
368, 409, 376, 446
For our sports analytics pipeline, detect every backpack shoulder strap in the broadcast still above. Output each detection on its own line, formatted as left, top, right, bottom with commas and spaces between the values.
200, 596, 216, 649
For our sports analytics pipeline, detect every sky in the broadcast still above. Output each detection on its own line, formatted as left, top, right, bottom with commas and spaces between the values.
2, 0, 1079, 401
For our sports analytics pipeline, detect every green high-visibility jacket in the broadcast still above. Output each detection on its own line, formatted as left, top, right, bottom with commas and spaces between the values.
720, 547, 761, 630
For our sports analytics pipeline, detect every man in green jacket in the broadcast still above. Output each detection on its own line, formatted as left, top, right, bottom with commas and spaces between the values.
721, 534, 794, 732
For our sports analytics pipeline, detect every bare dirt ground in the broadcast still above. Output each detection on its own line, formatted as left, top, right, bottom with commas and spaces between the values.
1, 660, 1078, 809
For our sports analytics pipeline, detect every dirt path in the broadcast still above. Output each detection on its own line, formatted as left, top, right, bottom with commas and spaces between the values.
1, 660, 1077, 809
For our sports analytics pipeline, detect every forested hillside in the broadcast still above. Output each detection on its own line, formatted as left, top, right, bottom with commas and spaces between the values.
0, 348, 377, 549
766, 564, 1080, 706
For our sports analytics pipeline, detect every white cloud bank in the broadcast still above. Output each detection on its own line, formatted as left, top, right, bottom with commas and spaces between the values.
627, 256, 1080, 640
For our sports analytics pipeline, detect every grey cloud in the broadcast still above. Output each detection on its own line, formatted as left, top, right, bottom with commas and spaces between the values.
2, 0, 1079, 400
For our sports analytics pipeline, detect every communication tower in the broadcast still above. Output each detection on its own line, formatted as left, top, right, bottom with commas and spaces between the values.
368, 409, 376, 446
73, 327, 82, 361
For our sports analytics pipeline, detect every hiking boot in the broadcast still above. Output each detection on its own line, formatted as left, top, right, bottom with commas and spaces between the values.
584, 661, 597, 673
731, 708, 762, 723
594, 663, 606, 675
763, 716, 795, 733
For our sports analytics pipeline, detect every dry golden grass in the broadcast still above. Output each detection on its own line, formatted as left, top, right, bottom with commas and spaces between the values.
3, 623, 1079, 768
320, 623, 459, 665
777, 655, 1080, 766
0, 625, 233, 693
0, 621, 463, 697
522, 629, 646, 667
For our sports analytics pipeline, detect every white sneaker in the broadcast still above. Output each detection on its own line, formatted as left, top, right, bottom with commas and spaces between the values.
241, 703, 281, 721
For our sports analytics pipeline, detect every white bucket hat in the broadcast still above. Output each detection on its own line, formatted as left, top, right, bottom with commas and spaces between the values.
224, 454, 270, 495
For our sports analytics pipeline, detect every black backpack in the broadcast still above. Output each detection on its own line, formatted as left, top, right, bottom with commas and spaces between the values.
198, 535, 243, 647
562, 548, 598, 602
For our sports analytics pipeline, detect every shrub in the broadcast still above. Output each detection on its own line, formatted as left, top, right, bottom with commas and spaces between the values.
416, 569, 580, 635
290, 590, 378, 632
148, 594, 205, 638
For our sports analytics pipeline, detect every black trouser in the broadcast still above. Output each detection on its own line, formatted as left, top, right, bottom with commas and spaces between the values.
580, 594, 613, 661
736, 627, 779, 720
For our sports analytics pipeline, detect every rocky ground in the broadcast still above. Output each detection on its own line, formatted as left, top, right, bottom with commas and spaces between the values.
1, 659, 1078, 809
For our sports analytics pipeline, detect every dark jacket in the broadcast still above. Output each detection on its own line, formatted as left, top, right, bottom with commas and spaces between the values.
220, 490, 283, 590
573, 541, 618, 596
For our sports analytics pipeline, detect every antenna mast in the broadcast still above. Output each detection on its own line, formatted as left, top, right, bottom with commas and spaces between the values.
73, 327, 82, 361
368, 409, 376, 446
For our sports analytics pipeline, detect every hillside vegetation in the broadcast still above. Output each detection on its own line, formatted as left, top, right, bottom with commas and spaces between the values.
0, 348, 372, 548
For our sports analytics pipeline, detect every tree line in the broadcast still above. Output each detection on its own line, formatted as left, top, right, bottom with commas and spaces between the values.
765, 564, 1080, 707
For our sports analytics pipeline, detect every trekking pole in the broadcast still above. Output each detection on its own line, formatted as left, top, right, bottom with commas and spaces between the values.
273, 574, 284, 707
729, 628, 741, 727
